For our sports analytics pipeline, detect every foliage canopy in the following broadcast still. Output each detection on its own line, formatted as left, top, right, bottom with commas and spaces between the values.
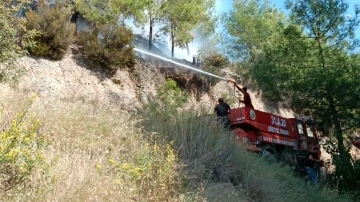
224, 0, 360, 197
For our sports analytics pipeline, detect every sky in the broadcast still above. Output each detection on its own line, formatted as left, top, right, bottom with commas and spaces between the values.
215, 0, 360, 38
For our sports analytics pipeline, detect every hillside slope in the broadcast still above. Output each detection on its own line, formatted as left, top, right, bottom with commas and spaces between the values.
12, 52, 294, 118
8, 51, 360, 162
1, 53, 357, 202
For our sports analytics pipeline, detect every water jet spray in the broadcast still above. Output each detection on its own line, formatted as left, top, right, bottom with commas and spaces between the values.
133, 48, 227, 81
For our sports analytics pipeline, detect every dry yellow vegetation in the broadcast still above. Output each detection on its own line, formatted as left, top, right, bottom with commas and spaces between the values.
0, 86, 353, 202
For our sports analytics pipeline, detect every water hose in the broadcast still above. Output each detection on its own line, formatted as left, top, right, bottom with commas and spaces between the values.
134, 48, 227, 81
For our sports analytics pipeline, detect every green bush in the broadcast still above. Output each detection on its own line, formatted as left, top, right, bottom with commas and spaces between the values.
202, 53, 230, 69
197, 50, 230, 85
77, 23, 135, 74
0, 111, 48, 192
0, 1, 37, 63
158, 79, 189, 114
0, 1, 37, 83
25, 1, 75, 60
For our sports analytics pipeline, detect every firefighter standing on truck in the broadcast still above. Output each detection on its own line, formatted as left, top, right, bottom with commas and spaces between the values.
214, 98, 230, 128
228, 79, 254, 109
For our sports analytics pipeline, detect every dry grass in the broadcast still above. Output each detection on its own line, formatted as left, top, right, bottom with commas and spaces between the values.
0, 87, 354, 202
0, 87, 180, 202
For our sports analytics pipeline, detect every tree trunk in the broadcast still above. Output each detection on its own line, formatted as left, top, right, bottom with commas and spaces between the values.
149, 17, 153, 51
186, 43, 190, 56
317, 31, 354, 193
171, 22, 175, 58
327, 93, 354, 194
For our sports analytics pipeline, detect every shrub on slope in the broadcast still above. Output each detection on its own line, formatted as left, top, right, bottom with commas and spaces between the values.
25, 1, 75, 60
0, 98, 47, 193
77, 23, 135, 74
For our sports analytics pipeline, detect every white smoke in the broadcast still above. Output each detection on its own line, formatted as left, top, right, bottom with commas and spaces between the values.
123, 0, 231, 61
123, 18, 206, 61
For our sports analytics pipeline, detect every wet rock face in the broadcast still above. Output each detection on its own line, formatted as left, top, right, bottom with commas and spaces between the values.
157, 65, 212, 101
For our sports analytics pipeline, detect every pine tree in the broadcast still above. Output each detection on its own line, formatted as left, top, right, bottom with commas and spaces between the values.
225, 0, 360, 196
136, 0, 167, 51
223, 0, 286, 62
284, 0, 360, 194
162, 0, 216, 58
249, 0, 360, 195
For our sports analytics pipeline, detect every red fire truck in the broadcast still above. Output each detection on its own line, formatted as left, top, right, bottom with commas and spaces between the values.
228, 107, 321, 167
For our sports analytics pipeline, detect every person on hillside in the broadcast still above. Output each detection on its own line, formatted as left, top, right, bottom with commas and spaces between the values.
214, 98, 231, 128
304, 146, 321, 185
228, 79, 254, 109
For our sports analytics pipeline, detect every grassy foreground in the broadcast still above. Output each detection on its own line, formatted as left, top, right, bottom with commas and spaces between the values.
0, 89, 352, 202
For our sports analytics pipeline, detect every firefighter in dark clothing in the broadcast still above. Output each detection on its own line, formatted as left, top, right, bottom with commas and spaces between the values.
228, 79, 254, 109
214, 98, 230, 128
304, 146, 321, 185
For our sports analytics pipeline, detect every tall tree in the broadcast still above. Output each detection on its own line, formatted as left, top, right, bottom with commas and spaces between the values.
251, 0, 360, 195
285, 0, 360, 194
223, 0, 286, 63
162, 0, 216, 58
137, 0, 167, 51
